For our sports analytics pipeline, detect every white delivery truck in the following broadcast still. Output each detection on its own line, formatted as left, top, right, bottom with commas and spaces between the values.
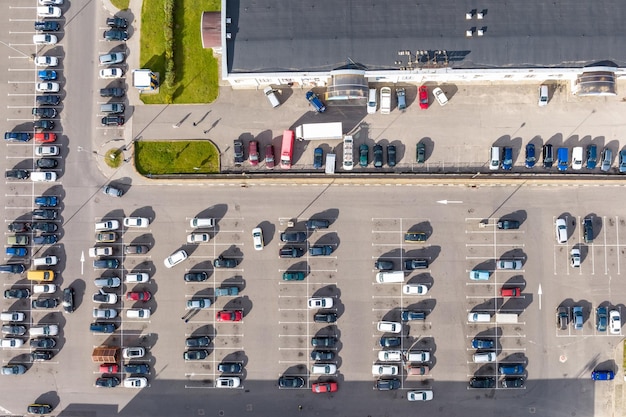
495, 313, 519, 324
343, 136, 354, 170
294, 122, 343, 141
325, 154, 336, 174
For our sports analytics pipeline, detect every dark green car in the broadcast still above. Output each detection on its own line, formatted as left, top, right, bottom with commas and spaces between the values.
282, 271, 305, 281
359, 144, 368, 167
416, 142, 426, 163
404, 232, 428, 243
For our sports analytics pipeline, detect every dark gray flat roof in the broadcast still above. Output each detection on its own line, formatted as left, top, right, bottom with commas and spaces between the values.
225, 0, 626, 73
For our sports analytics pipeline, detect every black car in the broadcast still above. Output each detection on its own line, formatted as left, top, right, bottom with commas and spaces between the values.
8, 222, 30, 233
375, 378, 401, 391
278, 376, 305, 388
306, 219, 329, 229
309, 245, 333, 256
583, 217, 594, 243
543, 144, 554, 168
310, 350, 335, 361
279, 247, 304, 258
36, 95, 60, 106
63, 287, 74, 313
217, 362, 242, 373
404, 232, 428, 242
33, 235, 58, 245
183, 350, 209, 361
103, 29, 129, 41
4, 132, 31, 142
32, 298, 58, 309
374, 260, 394, 270
311, 336, 337, 347
501, 377, 524, 388
34, 120, 54, 130
101, 116, 125, 126
4, 288, 30, 299
280, 231, 307, 243
387, 144, 396, 167
416, 142, 426, 163
30, 338, 56, 349
34, 21, 60, 31
30, 351, 54, 361
106, 17, 129, 28
33, 209, 57, 220
497, 219, 520, 230
2, 324, 27, 335
6, 169, 29, 180
183, 272, 208, 282
33, 222, 57, 233
373, 144, 383, 168
27, 404, 53, 414
32, 108, 57, 118
233, 140, 244, 165
404, 259, 428, 270
123, 364, 150, 374
100, 87, 125, 97
314, 312, 337, 323
379, 336, 401, 347
213, 256, 237, 268
469, 377, 496, 388
0, 264, 25, 274
90, 322, 116, 333
185, 336, 211, 348
96, 376, 120, 388
93, 259, 120, 269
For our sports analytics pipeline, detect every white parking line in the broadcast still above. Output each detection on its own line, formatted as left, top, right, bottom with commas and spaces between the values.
615, 215, 621, 275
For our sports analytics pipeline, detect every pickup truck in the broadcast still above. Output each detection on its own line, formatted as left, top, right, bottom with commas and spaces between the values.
214, 287, 239, 297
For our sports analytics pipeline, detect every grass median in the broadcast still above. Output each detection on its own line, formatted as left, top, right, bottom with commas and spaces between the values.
135, 140, 220, 175
110, 0, 130, 10
140, 0, 220, 104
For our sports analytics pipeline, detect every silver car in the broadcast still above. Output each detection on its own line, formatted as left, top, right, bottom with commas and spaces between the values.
496, 259, 523, 270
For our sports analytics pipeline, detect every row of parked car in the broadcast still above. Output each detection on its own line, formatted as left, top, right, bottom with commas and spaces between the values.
99, 16, 129, 127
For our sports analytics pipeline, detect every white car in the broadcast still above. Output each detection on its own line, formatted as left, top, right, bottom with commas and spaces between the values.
123, 377, 148, 388
186, 233, 210, 244
572, 146, 583, 170
88, 247, 113, 257
609, 310, 621, 335
94, 277, 121, 288
496, 259, 523, 270
186, 299, 211, 309
307, 297, 333, 309
92, 290, 117, 304
0, 312, 25, 322
371, 365, 398, 376
570, 248, 581, 267
93, 308, 117, 319
98, 52, 125, 65
555, 218, 568, 244
252, 227, 264, 250
123, 217, 149, 228
33, 284, 56, 294
33, 34, 57, 45
125, 273, 150, 283
377, 350, 403, 362
95, 220, 120, 231
39, 0, 64, 5
31, 172, 57, 182
377, 321, 402, 333
33, 256, 58, 266
0, 338, 24, 348
36, 82, 60, 93
311, 363, 337, 375
164, 249, 188, 268
35, 146, 60, 156
122, 347, 145, 359
432, 87, 448, 106
473, 352, 496, 363
29, 325, 58, 336
402, 284, 428, 295
215, 377, 241, 388
407, 390, 433, 402
127, 309, 151, 319
37, 6, 62, 17
99, 68, 124, 79
34, 56, 58, 67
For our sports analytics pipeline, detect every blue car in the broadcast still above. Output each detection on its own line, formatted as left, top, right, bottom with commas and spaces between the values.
4, 132, 31, 142
6, 247, 27, 257
586, 145, 597, 169
525, 144, 536, 168
501, 147, 513, 170
305, 91, 326, 113
35, 196, 58, 207
313, 147, 323, 168
471, 338, 494, 349
498, 364, 525, 375
619, 150, 626, 173
591, 370, 614, 380
38, 70, 57, 81
557, 148, 569, 171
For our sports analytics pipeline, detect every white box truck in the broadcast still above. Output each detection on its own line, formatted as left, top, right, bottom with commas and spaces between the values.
294, 122, 343, 141
325, 154, 336, 174
495, 313, 519, 324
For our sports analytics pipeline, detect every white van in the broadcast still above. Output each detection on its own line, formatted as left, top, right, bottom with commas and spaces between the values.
31, 171, 57, 182
263, 86, 280, 108
190, 218, 215, 228
538, 85, 549, 106
125, 273, 150, 283
489, 147, 500, 170
29, 324, 59, 336
367, 88, 377, 114
375, 271, 405, 283
468, 312, 491, 322
33, 256, 58, 267
406, 351, 430, 362
473, 352, 496, 363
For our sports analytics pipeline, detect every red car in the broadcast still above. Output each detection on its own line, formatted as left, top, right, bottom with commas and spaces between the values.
126, 291, 151, 301
418, 86, 429, 109
248, 140, 259, 166
34, 132, 57, 143
216, 310, 243, 322
312, 382, 338, 393
99, 363, 119, 373
501, 287, 521, 297
265, 145, 275, 169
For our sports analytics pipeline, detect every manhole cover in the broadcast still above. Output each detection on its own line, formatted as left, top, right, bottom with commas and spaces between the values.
198, 410, 205, 416
529, 407, 536, 413
218, 411, 225, 416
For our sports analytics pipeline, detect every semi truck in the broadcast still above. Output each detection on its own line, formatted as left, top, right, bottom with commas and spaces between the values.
294, 122, 343, 141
